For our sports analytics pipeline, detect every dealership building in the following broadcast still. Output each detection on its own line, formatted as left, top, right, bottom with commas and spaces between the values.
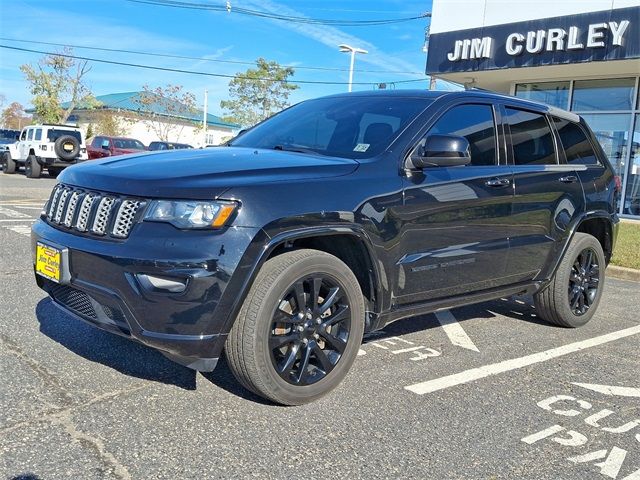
428, 0, 640, 218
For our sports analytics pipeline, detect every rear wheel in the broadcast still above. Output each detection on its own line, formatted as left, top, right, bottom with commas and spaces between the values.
48, 167, 63, 178
25, 155, 41, 178
1, 152, 16, 174
534, 233, 605, 328
226, 249, 365, 405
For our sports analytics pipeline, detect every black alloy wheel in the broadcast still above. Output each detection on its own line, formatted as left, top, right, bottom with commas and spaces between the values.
269, 275, 352, 386
568, 247, 599, 316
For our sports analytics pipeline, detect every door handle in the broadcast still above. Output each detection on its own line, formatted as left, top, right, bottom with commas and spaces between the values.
485, 178, 511, 187
559, 175, 578, 183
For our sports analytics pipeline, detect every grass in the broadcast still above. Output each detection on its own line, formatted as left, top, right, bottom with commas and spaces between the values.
610, 221, 640, 270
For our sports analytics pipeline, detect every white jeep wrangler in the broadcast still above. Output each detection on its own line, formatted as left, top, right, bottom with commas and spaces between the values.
1, 124, 88, 178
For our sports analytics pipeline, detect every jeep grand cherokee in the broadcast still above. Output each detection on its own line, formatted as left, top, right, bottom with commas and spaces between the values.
32, 90, 619, 405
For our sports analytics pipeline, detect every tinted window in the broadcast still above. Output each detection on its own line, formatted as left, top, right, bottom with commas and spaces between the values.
20, 130, 26, 141
47, 129, 82, 143
553, 118, 600, 165
427, 104, 497, 166
506, 108, 556, 165
34, 129, 42, 141
230, 96, 433, 158
91, 137, 102, 147
27, 129, 33, 140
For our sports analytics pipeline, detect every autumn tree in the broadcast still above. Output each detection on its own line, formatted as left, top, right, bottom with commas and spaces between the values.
1, 102, 32, 129
20, 48, 96, 124
133, 85, 199, 142
220, 58, 298, 128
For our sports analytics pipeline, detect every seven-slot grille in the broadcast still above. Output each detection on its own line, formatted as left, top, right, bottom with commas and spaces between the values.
45, 184, 144, 239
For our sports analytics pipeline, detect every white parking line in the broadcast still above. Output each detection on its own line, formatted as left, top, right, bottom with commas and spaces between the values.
572, 383, 640, 398
405, 325, 640, 395
4, 225, 32, 237
0, 206, 30, 219
435, 310, 479, 352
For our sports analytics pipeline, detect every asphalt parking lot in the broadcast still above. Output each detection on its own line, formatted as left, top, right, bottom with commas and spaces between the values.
1, 172, 639, 480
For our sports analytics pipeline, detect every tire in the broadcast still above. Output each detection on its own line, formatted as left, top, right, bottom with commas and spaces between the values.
534, 233, 606, 328
48, 167, 63, 178
54, 135, 80, 160
1, 152, 16, 174
25, 155, 41, 178
226, 249, 365, 405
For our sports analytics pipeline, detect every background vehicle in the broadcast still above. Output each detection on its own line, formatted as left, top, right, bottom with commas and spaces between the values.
2, 124, 88, 178
32, 90, 619, 405
148, 141, 193, 151
0, 128, 20, 156
87, 136, 146, 159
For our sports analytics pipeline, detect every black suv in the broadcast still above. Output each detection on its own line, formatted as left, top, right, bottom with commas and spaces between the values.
32, 91, 619, 405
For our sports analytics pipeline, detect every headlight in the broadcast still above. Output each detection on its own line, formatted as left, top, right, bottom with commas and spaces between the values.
144, 200, 237, 229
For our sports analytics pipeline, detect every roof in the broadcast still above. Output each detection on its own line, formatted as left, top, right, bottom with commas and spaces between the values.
60, 92, 240, 129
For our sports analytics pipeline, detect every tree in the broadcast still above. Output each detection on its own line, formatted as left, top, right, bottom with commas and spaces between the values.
20, 47, 96, 124
133, 84, 199, 142
220, 58, 299, 128
1, 102, 32, 129
92, 109, 128, 137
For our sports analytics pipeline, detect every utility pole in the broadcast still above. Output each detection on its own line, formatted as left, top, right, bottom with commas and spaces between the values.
202, 89, 208, 147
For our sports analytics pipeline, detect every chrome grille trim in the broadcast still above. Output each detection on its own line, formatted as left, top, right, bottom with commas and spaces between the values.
63, 191, 81, 227
112, 200, 142, 238
53, 188, 70, 223
76, 193, 97, 232
90, 197, 115, 235
44, 185, 142, 239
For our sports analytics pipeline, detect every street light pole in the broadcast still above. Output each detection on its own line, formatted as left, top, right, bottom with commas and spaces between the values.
339, 44, 368, 93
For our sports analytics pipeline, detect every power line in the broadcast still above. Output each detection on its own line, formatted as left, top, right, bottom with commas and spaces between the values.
126, 0, 431, 25
0, 44, 427, 86
0, 37, 426, 75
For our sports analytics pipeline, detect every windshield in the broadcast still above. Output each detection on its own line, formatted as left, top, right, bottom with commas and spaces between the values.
47, 129, 82, 143
0, 129, 19, 141
230, 96, 433, 158
114, 138, 145, 150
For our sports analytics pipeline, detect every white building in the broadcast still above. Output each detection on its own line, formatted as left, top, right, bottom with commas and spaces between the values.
65, 91, 239, 147
427, 0, 640, 218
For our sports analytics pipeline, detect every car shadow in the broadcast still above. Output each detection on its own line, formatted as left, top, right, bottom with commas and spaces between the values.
35, 298, 197, 390
364, 295, 551, 343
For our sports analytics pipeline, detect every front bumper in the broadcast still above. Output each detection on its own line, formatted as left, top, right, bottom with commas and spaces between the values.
32, 219, 262, 371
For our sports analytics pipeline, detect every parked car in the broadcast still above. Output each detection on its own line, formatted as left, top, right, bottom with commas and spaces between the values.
0, 128, 20, 155
2, 124, 88, 178
32, 90, 619, 405
148, 141, 193, 151
87, 136, 146, 159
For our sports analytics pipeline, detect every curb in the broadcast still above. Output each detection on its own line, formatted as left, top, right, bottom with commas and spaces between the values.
607, 265, 640, 282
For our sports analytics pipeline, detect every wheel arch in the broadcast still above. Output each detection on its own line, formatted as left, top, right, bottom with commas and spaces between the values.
219, 226, 383, 336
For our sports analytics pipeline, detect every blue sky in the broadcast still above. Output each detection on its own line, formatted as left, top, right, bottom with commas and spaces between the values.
0, 0, 442, 118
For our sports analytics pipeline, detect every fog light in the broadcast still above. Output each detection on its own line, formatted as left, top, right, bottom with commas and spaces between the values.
136, 274, 187, 293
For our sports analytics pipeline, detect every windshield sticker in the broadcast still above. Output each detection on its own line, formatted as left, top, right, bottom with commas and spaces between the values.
354, 143, 370, 152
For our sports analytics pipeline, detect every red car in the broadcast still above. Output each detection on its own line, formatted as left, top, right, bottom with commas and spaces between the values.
87, 136, 146, 159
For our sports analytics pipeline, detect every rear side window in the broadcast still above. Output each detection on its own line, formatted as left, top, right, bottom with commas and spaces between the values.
552, 118, 601, 166
506, 108, 556, 165
427, 104, 497, 166
34, 129, 42, 141
27, 129, 33, 141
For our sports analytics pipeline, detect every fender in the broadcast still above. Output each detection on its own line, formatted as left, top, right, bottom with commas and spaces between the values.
542, 210, 617, 287
216, 223, 384, 336
6, 143, 19, 158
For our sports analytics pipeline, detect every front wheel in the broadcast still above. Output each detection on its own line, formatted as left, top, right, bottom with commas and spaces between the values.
25, 155, 41, 178
1, 152, 16, 174
534, 233, 606, 328
226, 249, 365, 405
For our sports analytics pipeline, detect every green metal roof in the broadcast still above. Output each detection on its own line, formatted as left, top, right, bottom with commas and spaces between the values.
61, 91, 239, 129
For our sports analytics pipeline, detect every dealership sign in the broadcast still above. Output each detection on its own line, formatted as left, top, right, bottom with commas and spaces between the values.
427, 6, 639, 74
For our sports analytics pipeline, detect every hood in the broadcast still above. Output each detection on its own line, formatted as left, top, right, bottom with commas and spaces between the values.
59, 147, 359, 199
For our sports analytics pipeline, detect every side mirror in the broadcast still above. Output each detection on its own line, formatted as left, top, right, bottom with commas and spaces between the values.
411, 134, 471, 168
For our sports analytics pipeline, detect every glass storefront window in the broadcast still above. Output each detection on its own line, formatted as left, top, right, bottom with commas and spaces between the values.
571, 78, 636, 112
515, 81, 570, 109
581, 114, 631, 178
623, 114, 640, 216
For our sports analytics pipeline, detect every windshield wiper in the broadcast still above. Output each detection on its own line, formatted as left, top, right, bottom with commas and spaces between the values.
272, 144, 319, 155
